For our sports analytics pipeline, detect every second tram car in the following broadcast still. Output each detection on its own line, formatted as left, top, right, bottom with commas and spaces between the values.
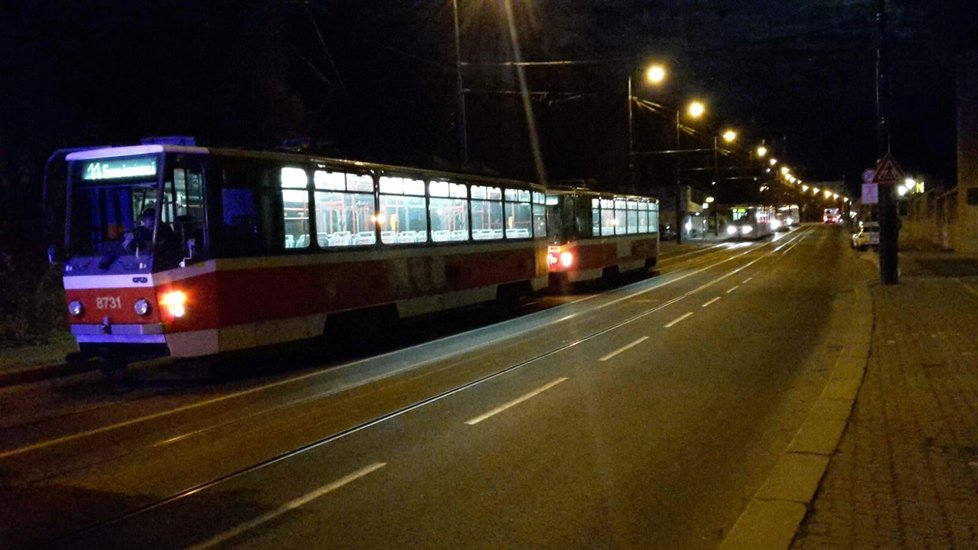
725, 205, 776, 239
58, 141, 549, 367
774, 204, 800, 231
545, 187, 659, 286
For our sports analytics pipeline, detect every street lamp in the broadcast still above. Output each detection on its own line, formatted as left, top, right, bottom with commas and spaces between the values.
628, 62, 667, 187
756, 145, 768, 158
675, 100, 705, 244
713, 128, 737, 186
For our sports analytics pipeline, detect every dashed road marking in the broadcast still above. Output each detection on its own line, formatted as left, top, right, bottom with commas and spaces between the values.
599, 337, 650, 362
701, 297, 721, 308
189, 462, 387, 549
664, 312, 694, 328
465, 377, 569, 425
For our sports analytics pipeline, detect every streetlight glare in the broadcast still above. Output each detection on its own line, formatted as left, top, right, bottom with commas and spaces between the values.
687, 101, 705, 118
646, 64, 667, 84
756, 145, 768, 157
722, 130, 737, 143
769, 157, 778, 166
780, 166, 790, 175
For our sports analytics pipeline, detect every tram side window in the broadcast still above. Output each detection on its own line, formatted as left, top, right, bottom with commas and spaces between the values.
626, 200, 638, 234
649, 203, 659, 233
210, 160, 284, 256
315, 171, 376, 247
379, 176, 427, 244
592, 198, 601, 237
600, 199, 617, 236
503, 188, 532, 239
429, 180, 469, 242
471, 185, 503, 240
615, 199, 628, 235
638, 203, 649, 233
532, 191, 546, 238
280, 167, 311, 249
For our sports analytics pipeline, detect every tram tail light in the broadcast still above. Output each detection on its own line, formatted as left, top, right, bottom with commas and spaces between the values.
559, 251, 574, 268
159, 290, 187, 318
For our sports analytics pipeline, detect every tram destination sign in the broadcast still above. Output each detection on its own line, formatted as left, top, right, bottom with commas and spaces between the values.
81, 157, 158, 181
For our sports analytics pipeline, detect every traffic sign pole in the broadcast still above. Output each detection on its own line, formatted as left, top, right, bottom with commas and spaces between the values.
871, 153, 903, 285
878, 182, 899, 284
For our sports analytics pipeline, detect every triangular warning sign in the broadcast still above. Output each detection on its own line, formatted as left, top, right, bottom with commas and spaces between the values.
871, 153, 905, 185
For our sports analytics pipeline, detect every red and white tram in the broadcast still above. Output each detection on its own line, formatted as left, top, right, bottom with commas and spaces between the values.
545, 186, 660, 286
59, 140, 548, 366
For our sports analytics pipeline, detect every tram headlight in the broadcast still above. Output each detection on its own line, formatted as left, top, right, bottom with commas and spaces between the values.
740, 225, 754, 235
559, 251, 574, 268
726, 225, 738, 236
134, 298, 151, 317
159, 290, 187, 319
68, 300, 84, 317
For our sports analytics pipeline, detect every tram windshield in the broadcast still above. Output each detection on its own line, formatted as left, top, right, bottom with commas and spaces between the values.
67, 155, 161, 257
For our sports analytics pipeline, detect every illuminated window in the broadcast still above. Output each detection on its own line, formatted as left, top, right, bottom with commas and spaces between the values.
379, 175, 427, 244
429, 181, 469, 242
314, 171, 375, 248
471, 185, 503, 240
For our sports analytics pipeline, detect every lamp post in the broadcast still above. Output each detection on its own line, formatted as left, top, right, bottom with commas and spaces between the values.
451, 0, 468, 167
675, 100, 705, 244
628, 64, 666, 188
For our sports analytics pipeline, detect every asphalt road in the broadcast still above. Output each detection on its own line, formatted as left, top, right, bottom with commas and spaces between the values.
0, 224, 875, 548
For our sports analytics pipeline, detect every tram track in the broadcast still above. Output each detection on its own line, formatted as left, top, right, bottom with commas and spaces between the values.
4, 229, 814, 545
2, 231, 810, 466
54, 227, 813, 542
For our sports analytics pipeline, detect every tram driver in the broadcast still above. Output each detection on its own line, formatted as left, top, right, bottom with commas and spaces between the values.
123, 207, 176, 253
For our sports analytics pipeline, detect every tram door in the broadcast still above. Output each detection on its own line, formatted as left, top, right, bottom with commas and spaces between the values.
161, 156, 207, 264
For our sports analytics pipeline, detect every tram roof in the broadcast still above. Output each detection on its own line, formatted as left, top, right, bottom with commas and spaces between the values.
64, 143, 546, 190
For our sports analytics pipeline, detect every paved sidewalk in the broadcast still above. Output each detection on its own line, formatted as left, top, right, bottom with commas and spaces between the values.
792, 256, 978, 548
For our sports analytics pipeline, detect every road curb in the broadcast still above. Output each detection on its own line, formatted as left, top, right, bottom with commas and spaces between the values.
0, 358, 95, 388
719, 282, 874, 550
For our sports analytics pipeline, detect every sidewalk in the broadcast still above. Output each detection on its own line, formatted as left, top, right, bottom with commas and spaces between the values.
791, 250, 978, 548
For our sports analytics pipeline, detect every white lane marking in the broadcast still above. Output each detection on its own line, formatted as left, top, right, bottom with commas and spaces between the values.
664, 312, 694, 328
465, 377, 569, 425
189, 462, 386, 550
599, 336, 649, 362
742, 276, 753, 284
701, 297, 721, 308
726, 285, 740, 294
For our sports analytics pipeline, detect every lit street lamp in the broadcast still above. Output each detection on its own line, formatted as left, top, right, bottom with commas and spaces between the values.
628, 63, 667, 186
675, 100, 705, 244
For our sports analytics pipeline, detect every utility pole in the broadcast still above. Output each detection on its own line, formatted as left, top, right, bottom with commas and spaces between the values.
876, 0, 899, 284
452, 0, 469, 167
675, 109, 684, 244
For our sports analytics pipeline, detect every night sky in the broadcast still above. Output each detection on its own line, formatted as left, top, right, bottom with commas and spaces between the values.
2, 1, 976, 211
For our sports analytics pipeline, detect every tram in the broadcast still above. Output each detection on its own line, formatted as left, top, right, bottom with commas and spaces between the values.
774, 204, 800, 231
545, 186, 659, 286
57, 139, 548, 367
725, 205, 776, 239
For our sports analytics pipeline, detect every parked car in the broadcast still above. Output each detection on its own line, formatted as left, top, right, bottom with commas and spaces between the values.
851, 221, 880, 250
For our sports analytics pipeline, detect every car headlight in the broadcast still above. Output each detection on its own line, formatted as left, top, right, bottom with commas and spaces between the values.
68, 300, 84, 317
134, 298, 151, 316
